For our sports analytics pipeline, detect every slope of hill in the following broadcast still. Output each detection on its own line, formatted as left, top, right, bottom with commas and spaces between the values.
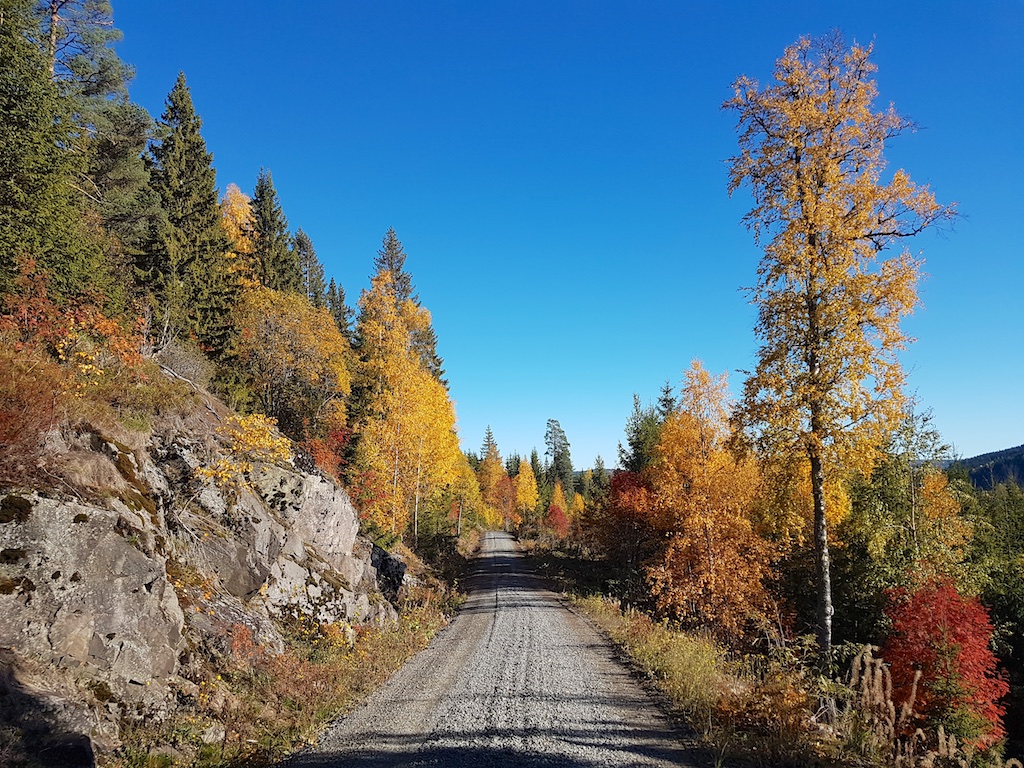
957, 444, 1024, 490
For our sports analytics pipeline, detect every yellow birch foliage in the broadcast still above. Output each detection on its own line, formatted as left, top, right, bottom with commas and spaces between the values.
571, 492, 585, 520
646, 361, 770, 641
913, 468, 972, 585
233, 287, 351, 440
550, 482, 567, 516
726, 33, 954, 651
221, 183, 258, 287
476, 442, 506, 517
515, 459, 539, 522
354, 270, 463, 536
198, 414, 291, 487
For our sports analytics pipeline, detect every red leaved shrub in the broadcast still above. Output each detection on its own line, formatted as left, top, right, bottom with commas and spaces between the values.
882, 578, 1009, 747
546, 504, 569, 539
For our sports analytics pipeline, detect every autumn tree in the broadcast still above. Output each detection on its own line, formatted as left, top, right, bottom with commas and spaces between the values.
350, 268, 461, 540
232, 286, 351, 442
546, 481, 570, 539
476, 430, 507, 519
515, 458, 540, 526
727, 33, 954, 656
646, 361, 769, 641
883, 579, 1009, 747
220, 183, 257, 287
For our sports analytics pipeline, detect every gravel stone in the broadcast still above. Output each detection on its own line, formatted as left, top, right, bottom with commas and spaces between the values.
287, 532, 710, 767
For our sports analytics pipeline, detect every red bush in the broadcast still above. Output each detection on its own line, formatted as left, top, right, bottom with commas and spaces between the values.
882, 579, 1009, 746
546, 504, 569, 539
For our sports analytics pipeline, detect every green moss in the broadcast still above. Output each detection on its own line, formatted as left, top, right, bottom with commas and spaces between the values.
88, 679, 115, 703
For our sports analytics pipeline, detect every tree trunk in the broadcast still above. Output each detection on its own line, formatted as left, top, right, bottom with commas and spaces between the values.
809, 446, 833, 659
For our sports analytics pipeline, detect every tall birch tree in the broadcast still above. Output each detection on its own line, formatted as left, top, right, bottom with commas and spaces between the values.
726, 33, 954, 657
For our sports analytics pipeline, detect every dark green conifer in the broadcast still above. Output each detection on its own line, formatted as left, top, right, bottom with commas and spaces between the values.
0, 0, 97, 298
251, 168, 299, 292
544, 419, 574, 495
370, 228, 446, 384
326, 277, 354, 341
147, 72, 232, 352
36, 0, 160, 311
294, 228, 326, 307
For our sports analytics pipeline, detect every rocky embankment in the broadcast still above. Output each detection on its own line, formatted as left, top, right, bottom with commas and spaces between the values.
0, 396, 404, 764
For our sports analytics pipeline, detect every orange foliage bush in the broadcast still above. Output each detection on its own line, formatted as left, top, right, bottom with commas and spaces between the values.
0, 343, 65, 487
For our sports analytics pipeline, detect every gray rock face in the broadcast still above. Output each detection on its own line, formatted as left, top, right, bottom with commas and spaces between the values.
0, 414, 405, 759
0, 495, 183, 709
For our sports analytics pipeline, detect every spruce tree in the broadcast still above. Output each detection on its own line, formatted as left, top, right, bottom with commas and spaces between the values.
371, 228, 446, 384
326, 277, 354, 340
481, 426, 498, 457
147, 71, 232, 352
294, 228, 326, 307
656, 380, 678, 419
251, 168, 298, 292
374, 227, 414, 304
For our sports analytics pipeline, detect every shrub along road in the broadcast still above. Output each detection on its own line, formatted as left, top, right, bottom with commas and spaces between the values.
286, 531, 708, 767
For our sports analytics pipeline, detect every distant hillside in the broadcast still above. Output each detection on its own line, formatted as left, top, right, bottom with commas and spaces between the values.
956, 444, 1024, 490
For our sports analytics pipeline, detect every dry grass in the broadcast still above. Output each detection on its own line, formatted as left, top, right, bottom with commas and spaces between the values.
107, 605, 450, 768
574, 596, 1024, 768
572, 595, 726, 728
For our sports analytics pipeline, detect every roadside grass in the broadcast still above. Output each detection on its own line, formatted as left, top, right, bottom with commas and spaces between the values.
570, 591, 1024, 768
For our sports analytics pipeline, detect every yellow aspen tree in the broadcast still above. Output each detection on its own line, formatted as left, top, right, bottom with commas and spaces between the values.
220, 183, 258, 287
646, 361, 768, 640
233, 287, 351, 440
726, 33, 954, 655
515, 458, 540, 524
571, 492, 585, 520
352, 268, 464, 541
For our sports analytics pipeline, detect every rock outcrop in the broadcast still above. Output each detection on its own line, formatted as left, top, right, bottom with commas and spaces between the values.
0, 403, 405, 763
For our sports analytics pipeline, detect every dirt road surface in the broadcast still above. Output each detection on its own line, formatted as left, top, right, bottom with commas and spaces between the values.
286, 531, 707, 767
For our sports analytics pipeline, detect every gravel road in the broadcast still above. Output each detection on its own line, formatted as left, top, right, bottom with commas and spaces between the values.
286, 531, 707, 767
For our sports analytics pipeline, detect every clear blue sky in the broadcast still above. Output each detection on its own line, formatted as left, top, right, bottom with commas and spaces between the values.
114, 1, 1023, 468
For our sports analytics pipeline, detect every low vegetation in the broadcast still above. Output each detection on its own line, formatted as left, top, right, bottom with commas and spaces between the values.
111, 594, 454, 768
574, 595, 1024, 768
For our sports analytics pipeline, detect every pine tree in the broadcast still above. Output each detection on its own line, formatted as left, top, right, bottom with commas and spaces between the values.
251, 168, 298, 292
35, 0, 158, 311
147, 71, 232, 352
544, 419, 574, 497
0, 0, 96, 298
38, 0, 133, 99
